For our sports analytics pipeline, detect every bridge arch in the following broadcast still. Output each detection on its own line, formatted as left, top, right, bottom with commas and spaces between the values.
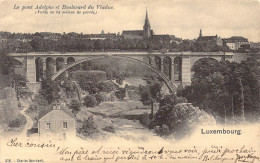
191, 57, 220, 79
51, 56, 176, 94
56, 57, 65, 72
67, 57, 75, 65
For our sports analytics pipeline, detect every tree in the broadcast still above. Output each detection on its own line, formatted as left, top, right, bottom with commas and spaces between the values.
68, 100, 81, 114
139, 81, 162, 117
13, 74, 32, 100
0, 50, 32, 100
116, 75, 125, 85
98, 81, 116, 92
84, 95, 97, 107
115, 88, 126, 101
78, 116, 98, 137
0, 50, 21, 75
95, 94, 105, 105
39, 78, 61, 104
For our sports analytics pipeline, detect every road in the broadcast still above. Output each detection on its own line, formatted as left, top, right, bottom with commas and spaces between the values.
20, 100, 34, 137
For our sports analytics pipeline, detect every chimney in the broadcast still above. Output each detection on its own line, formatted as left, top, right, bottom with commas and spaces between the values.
57, 103, 61, 110
53, 102, 61, 110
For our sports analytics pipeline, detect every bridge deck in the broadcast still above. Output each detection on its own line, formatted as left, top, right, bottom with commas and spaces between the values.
8, 51, 233, 57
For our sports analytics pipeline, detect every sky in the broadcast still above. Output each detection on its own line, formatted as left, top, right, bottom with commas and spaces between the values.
0, 0, 260, 42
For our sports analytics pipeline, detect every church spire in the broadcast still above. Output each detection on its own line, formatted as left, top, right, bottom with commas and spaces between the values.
143, 7, 152, 38
146, 7, 148, 20
143, 7, 151, 29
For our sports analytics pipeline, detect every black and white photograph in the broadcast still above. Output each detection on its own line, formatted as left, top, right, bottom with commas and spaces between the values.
0, 0, 260, 162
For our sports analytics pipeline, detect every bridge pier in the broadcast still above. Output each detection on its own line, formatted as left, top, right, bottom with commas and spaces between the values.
26, 56, 37, 83
170, 57, 175, 81
181, 55, 191, 85
43, 60, 46, 79
159, 57, 164, 73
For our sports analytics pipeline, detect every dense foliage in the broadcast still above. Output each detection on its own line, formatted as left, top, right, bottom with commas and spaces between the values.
139, 74, 163, 116
115, 88, 126, 101
84, 95, 98, 107
179, 57, 260, 124
0, 50, 32, 100
39, 79, 61, 104
1, 34, 245, 53
68, 100, 81, 114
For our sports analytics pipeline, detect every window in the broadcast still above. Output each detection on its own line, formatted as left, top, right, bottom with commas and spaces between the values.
63, 133, 66, 140
63, 122, 67, 129
46, 123, 51, 129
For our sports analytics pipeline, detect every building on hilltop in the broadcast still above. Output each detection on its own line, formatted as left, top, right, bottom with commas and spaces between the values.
38, 103, 76, 140
223, 36, 249, 50
223, 39, 236, 50
231, 36, 249, 50
32, 32, 62, 41
83, 31, 117, 40
196, 29, 223, 46
250, 42, 260, 49
122, 9, 154, 39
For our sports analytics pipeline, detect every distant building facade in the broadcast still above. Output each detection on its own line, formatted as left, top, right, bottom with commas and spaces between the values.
223, 36, 249, 50
231, 36, 249, 50
32, 32, 62, 41
223, 39, 236, 50
196, 29, 223, 46
38, 104, 76, 140
250, 42, 260, 49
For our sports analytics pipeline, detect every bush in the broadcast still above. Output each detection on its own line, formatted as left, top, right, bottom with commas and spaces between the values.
154, 124, 170, 136
8, 115, 26, 128
116, 75, 125, 85
95, 94, 105, 105
84, 95, 97, 107
127, 90, 140, 100
78, 116, 98, 137
68, 100, 81, 114
139, 112, 151, 127
115, 88, 126, 101
102, 125, 116, 133
98, 81, 116, 92
27, 104, 38, 113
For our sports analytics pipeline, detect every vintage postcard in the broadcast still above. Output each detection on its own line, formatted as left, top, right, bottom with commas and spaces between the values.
0, 0, 260, 162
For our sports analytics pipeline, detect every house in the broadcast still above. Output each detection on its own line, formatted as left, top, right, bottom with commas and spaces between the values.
196, 29, 223, 46
250, 42, 260, 49
32, 32, 62, 41
0, 31, 10, 43
230, 36, 249, 50
38, 103, 76, 140
223, 39, 236, 50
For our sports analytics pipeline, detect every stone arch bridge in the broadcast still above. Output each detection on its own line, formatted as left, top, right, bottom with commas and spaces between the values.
9, 52, 233, 93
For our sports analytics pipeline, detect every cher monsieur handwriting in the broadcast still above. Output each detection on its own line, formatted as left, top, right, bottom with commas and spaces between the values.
7, 138, 56, 148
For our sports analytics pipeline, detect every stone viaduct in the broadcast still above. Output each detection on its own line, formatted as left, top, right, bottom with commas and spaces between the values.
9, 51, 234, 93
